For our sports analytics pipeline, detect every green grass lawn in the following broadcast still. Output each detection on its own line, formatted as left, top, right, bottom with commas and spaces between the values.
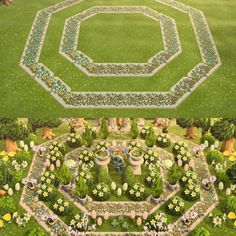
0, 0, 235, 117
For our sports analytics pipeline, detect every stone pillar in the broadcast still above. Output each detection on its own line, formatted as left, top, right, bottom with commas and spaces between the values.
108, 118, 118, 132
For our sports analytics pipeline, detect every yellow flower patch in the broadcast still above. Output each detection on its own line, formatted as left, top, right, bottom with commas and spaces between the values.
228, 212, 236, 220
3, 213, 11, 221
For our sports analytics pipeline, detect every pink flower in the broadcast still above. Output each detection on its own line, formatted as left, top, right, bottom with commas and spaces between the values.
45, 159, 50, 167
50, 164, 55, 172
103, 211, 109, 220
56, 159, 61, 168
177, 159, 182, 167
142, 212, 148, 220
97, 217, 102, 226
189, 159, 194, 168
130, 210, 136, 219
91, 210, 97, 219
184, 164, 189, 171
210, 176, 217, 183
137, 217, 142, 226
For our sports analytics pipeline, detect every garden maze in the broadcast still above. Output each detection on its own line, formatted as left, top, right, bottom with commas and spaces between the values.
20, 0, 221, 108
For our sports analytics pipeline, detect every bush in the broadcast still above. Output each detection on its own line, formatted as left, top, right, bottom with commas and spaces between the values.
143, 150, 158, 166
166, 196, 185, 215
167, 163, 182, 185
216, 170, 230, 187
83, 126, 94, 148
78, 149, 95, 168
99, 119, 109, 139
67, 133, 82, 148
122, 166, 135, 186
130, 119, 139, 139
172, 141, 188, 155
52, 198, 70, 216
55, 164, 72, 185
223, 196, 236, 213
145, 168, 160, 187
15, 150, 31, 164
200, 133, 216, 147
156, 133, 171, 148
227, 163, 236, 184
151, 176, 163, 198
145, 127, 156, 147
206, 150, 224, 165
0, 196, 16, 215
97, 166, 110, 185
27, 227, 47, 236
182, 183, 200, 201
76, 177, 89, 198
37, 184, 55, 201
140, 126, 150, 139
92, 183, 110, 201
190, 227, 210, 236
24, 133, 38, 146
128, 183, 146, 201
49, 141, 65, 155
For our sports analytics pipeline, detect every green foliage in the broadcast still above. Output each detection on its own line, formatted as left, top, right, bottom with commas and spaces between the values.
83, 126, 93, 147
145, 127, 156, 147
152, 176, 163, 198
55, 164, 72, 185
29, 118, 61, 131
223, 196, 236, 213
130, 119, 139, 139
15, 150, 31, 163
27, 227, 47, 236
99, 118, 109, 139
176, 118, 195, 128
206, 150, 224, 165
122, 165, 135, 186
216, 170, 230, 187
97, 166, 110, 185
0, 118, 30, 141
92, 183, 110, 201
156, 133, 171, 148
227, 163, 236, 184
210, 119, 235, 141
190, 227, 211, 236
200, 133, 216, 147
24, 133, 38, 146
76, 177, 89, 198
167, 163, 182, 185
0, 196, 16, 215
166, 196, 185, 215
195, 118, 211, 134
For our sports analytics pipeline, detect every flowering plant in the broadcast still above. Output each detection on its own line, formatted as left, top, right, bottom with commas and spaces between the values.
11, 159, 28, 171
37, 183, 55, 201
129, 183, 146, 201
52, 198, 70, 216
140, 126, 150, 139
95, 140, 110, 152
12, 212, 31, 227
78, 168, 93, 185
46, 149, 64, 166
183, 183, 200, 201
180, 171, 197, 185
143, 150, 158, 166
145, 168, 160, 187
156, 133, 171, 148
166, 196, 185, 215
92, 183, 110, 201
49, 141, 65, 154
78, 149, 95, 168
175, 149, 192, 166
127, 140, 141, 150
172, 141, 188, 155
67, 133, 82, 148
40, 171, 59, 187
144, 211, 168, 232
87, 126, 97, 139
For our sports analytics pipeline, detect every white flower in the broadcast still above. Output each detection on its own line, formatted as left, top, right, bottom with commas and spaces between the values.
111, 182, 116, 190
123, 183, 128, 191
24, 145, 29, 152
117, 188, 122, 196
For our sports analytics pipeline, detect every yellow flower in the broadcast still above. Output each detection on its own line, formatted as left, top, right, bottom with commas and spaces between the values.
3, 156, 9, 161
3, 213, 11, 222
0, 151, 7, 156
223, 151, 230, 156
229, 156, 236, 162
8, 152, 15, 157
234, 220, 236, 227
0, 219, 4, 228
228, 212, 236, 220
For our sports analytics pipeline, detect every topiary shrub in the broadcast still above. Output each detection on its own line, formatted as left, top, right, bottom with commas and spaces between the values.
206, 150, 224, 165
145, 127, 156, 147
200, 133, 216, 147
97, 166, 110, 185
99, 119, 109, 139
122, 165, 135, 186
167, 163, 182, 185
0, 196, 17, 215
130, 119, 139, 139
83, 126, 93, 148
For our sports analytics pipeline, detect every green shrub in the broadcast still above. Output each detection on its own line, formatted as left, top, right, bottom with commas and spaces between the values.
140, 126, 150, 139
27, 227, 47, 236
200, 133, 216, 147
223, 196, 236, 212
206, 150, 224, 165
216, 170, 230, 187
76, 177, 89, 198
92, 183, 110, 201
190, 227, 211, 236
166, 196, 185, 215
227, 163, 236, 184
67, 132, 82, 148
156, 133, 171, 148
122, 166, 135, 186
97, 166, 110, 185
167, 163, 182, 185
55, 164, 72, 185
151, 176, 163, 198
128, 183, 146, 201
24, 133, 38, 146
0, 196, 17, 215
130, 119, 139, 139
15, 150, 31, 163
145, 127, 156, 147
83, 126, 93, 148
99, 119, 109, 139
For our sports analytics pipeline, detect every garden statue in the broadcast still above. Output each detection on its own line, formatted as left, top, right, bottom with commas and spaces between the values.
120, 118, 131, 133
137, 118, 145, 126
110, 156, 126, 174
108, 118, 118, 132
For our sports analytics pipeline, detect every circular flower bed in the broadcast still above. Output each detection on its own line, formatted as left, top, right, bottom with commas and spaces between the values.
144, 211, 168, 232
92, 183, 110, 201
183, 183, 200, 201
95, 140, 110, 151
128, 183, 146, 201
52, 198, 70, 216
67, 133, 82, 148
166, 196, 185, 215
140, 126, 150, 139
172, 141, 188, 155
78, 149, 95, 168
156, 133, 171, 147
143, 150, 158, 166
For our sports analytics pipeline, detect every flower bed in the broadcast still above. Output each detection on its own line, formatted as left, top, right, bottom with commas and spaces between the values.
92, 183, 110, 201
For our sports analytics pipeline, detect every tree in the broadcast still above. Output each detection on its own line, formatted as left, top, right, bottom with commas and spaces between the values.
29, 118, 61, 139
99, 118, 109, 139
210, 118, 236, 153
130, 119, 139, 139
0, 118, 30, 153
83, 125, 93, 147
195, 118, 211, 136
145, 127, 156, 147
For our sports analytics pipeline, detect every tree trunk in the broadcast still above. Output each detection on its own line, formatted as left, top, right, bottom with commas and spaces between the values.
4, 138, 19, 154
43, 126, 55, 139
116, 118, 123, 127
220, 137, 235, 153
185, 126, 196, 139
1, 0, 12, 5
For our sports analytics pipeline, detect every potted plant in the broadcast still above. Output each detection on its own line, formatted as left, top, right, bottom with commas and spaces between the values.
130, 119, 139, 139
151, 176, 163, 204
167, 163, 181, 190
129, 148, 143, 161
95, 150, 110, 161
56, 164, 72, 191
145, 127, 156, 148
75, 177, 88, 203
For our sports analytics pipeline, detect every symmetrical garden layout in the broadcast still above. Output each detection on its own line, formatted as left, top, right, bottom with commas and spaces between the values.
20, 0, 221, 108
20, 128, 219, 235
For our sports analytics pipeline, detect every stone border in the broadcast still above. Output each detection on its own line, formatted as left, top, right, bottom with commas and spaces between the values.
59, 6, 182, 77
